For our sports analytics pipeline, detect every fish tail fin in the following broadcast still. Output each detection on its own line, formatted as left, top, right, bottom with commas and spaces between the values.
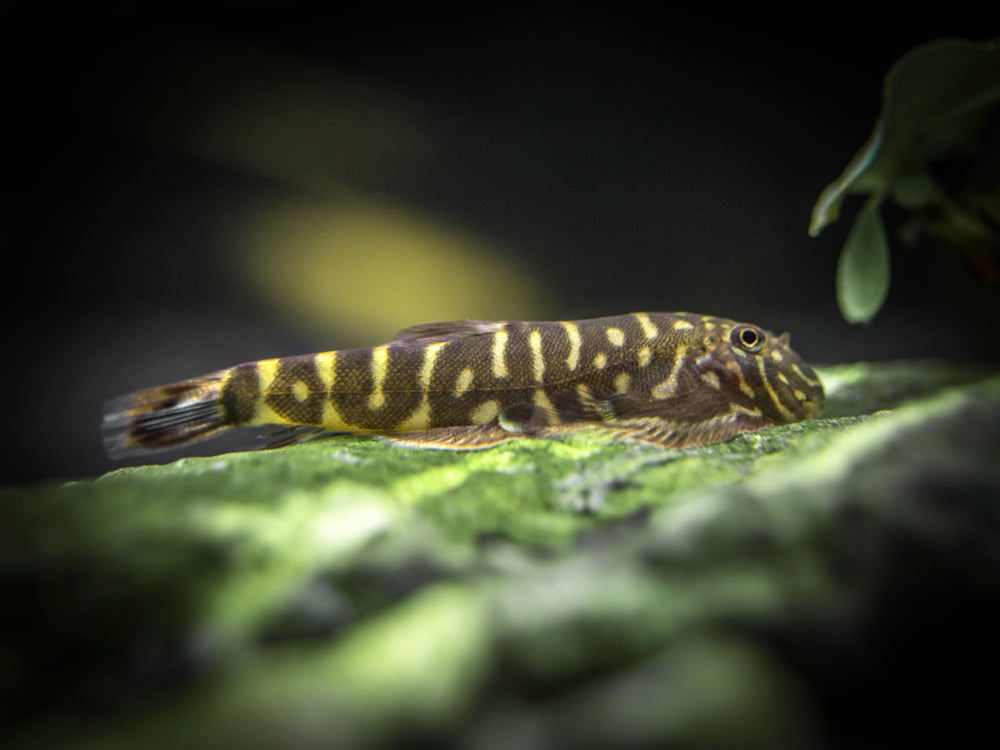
102, 372, 229, 458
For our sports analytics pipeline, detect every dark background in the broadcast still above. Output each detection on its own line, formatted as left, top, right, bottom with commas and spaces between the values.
6, 6, 998, 484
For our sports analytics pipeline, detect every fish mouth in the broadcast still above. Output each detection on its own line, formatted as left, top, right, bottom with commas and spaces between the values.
778, 374, 824, 422
797, 382, 826, 418
759, 355, 824, 422
800, 397, 823, 419
791, 362, 825, 419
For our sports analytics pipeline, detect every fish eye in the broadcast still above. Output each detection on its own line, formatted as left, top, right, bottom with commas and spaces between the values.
731, 325, 765, 353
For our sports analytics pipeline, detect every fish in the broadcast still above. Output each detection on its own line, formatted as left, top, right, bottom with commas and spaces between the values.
102, 312, 824, 458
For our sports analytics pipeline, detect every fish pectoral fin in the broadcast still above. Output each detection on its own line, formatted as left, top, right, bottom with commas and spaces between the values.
540, 411, 774, 449
393, 320, 508, 343
614, 412, 773, 448
378, 423, 523, 451
548, 387, 616, 423
380, 407, 773, 452
610, 386, 739, 424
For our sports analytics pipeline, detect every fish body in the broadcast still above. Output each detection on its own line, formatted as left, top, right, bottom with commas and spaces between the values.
102, 312, 824, 457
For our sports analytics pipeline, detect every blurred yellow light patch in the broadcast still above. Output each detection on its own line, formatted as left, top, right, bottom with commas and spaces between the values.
130, 39, 550, 343
239, 195, 546, 344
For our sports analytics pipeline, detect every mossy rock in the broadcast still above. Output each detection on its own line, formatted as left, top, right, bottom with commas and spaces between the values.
2, 361, 998, 749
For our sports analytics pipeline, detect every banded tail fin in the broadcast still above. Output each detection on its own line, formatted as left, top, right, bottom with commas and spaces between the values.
102, 373, 229, 458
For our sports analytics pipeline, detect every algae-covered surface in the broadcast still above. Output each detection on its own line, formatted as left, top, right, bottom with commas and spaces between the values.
3, 361, 999, 749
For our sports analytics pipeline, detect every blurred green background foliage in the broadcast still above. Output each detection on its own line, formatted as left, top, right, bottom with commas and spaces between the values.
811, 39, 999, 323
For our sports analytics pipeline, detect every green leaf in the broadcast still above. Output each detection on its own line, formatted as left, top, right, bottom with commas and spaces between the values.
889, 170, 939, 210
836, 196, 890, 324
809, 116, 886, 237
810, 39, 1000, 237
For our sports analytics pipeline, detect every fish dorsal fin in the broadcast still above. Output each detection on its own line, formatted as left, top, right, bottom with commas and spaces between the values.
393, 320, 508, 343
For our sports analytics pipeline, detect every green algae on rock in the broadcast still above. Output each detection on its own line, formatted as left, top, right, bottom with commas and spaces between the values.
2, 362, 998, 750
